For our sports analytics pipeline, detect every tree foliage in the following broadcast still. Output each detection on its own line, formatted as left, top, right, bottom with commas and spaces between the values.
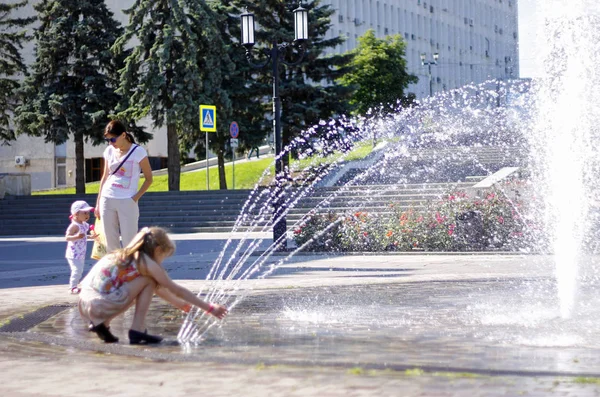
114, 0, 231, 191
16, 0, 137, 194
202, 1, 266, 163
339, 29, 417, 115
0, 0, 34, 144
227, 0, 354, 158
178, 1, 238, 190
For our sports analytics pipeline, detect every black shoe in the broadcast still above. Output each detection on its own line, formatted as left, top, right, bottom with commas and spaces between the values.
90, 323, 119, 343
129, 329, 163, 345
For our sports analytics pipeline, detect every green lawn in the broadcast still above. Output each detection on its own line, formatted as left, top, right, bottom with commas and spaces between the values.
33, 141, 374, 195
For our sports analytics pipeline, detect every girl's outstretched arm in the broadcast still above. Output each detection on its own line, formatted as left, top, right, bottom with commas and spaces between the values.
146, 261, 228, 319
155, 286, 190, 312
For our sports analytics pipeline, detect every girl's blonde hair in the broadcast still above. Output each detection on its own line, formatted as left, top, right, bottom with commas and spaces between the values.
115, 226, 175, 273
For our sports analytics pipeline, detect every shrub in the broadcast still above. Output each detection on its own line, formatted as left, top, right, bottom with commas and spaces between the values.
292, 187, 535, 252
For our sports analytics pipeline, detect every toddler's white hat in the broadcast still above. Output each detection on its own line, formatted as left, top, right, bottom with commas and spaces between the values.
71, 200, 94, 215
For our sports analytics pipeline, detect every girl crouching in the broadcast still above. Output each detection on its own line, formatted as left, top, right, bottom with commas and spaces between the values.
79, 226, 227, 344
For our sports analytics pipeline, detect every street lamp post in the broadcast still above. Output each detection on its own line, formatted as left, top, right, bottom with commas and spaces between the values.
420, 52, 439, 96
241, 5, 308, 250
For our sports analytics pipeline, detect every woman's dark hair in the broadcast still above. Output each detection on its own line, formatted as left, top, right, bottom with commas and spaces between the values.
105, 120, 135, 144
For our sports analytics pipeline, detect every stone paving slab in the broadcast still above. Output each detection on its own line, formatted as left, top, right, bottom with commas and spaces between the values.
1, 336, 599, 397
2, 247, 600, 396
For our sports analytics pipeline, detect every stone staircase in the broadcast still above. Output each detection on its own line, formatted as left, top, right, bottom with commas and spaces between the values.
0, 145, 521, 236
0, 182, 475, 236
0, 190, 265, 236
333, 145, 525, 186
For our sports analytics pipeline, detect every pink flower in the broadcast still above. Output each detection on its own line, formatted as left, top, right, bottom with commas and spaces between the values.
448, 224, 455, 236
497, 216, 504, 224
435, 212, 446, 224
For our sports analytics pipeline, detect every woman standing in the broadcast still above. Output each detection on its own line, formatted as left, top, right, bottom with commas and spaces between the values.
95, 120, 153, 252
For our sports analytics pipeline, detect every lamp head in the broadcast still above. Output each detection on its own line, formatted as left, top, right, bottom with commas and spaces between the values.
241, 12, 255, 47
293, 5, 309, 42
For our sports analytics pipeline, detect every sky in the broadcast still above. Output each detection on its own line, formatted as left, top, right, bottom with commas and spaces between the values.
518, 0, 539, 78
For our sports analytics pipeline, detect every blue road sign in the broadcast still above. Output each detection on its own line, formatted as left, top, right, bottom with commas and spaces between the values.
230, 121, 239, 138
200, 105, 216, 132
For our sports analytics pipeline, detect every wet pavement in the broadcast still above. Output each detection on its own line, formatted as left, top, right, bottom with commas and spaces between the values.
1, 234, 600, 396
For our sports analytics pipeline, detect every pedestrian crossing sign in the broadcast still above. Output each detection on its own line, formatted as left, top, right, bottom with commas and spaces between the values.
200, 105, 217, 132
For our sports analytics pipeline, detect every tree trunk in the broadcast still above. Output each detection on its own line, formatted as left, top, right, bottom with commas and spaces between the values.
167, 122, 180, 191
217, 146, 227, 190
74, 131, 86, 194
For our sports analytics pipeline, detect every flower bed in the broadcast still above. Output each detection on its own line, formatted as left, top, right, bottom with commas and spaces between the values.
293, 186, 538, 252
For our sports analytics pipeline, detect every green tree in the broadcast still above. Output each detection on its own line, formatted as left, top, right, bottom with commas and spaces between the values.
339, 29, 417, 115
114, 0, 230, 191
0, 0, 34, 144
16, 0, 139, 194
227, 0, 354, 166
202, 0, 266, 183
179, 1, 236, 190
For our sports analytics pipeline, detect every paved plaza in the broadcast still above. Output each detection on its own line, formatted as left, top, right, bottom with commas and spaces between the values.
1, 234, 600, 396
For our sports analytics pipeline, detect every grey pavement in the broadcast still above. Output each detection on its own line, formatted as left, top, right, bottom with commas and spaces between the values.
1, 233, 600, 396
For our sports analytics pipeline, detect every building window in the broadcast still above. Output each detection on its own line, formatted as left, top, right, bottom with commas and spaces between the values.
85, 157, 104, 183
338, 14, 344, 22
56, 157, 66, 186
148, 157, 168, 171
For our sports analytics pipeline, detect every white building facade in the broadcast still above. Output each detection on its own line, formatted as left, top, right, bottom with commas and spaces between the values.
1, 0, 519, 191
322, 0, 519, 98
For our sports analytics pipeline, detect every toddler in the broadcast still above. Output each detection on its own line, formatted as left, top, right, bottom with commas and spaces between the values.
65, 200, 97, 294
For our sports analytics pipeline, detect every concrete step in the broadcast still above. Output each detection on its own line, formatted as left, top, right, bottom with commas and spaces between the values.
0, 182, 474, 236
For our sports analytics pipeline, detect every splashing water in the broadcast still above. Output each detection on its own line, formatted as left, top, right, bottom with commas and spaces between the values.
530, 0, 600, 318
177, 80, 537, 344
177, 0, 600, 342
